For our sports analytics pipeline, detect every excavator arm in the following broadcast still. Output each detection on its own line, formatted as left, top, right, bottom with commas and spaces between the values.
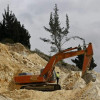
40, 43, 93, 81
82, 43, 93, 75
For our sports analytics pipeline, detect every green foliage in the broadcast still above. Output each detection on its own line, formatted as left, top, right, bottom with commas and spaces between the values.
0, 6, 31, 49
89, 58, 97, 70
40, 4, 69, 52
71, 45, 97, 70
1, 38, 14, 44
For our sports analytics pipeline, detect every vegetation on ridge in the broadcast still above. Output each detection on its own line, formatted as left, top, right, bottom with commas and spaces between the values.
0, 6, 31, 49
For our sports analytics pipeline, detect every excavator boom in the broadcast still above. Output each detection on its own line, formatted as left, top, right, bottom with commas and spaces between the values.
40, 43, 93, 81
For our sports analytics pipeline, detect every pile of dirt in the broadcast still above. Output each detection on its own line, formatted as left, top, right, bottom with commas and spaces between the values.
0, 94, 12, 100
3, 81, 100, 100
62, 71, 86, 90
2, 89, 72, 100
0, 43, 48, 92
0, 43, 100, 100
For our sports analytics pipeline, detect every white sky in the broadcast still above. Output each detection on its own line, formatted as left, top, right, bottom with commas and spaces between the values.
0, 0, 100, 71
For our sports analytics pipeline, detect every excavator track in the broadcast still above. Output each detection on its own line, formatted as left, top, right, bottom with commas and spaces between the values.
20, 84, 61, 91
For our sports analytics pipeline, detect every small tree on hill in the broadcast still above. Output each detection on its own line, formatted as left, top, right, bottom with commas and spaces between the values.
40, 4, 69, 52
0, 6, 31, 49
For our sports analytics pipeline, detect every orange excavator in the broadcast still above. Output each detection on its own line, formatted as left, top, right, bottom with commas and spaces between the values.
14, 43, 93, 91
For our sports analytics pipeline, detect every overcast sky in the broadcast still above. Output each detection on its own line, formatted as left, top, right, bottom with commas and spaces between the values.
0, 0, 100, 71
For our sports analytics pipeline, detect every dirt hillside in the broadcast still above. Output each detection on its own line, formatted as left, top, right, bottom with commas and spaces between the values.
0, 43, 100, 100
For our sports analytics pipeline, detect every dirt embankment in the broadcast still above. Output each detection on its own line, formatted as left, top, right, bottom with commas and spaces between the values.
0, 43, 100, 100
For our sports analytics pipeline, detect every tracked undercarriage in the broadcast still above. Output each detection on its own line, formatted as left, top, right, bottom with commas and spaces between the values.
20, 83, 61, 91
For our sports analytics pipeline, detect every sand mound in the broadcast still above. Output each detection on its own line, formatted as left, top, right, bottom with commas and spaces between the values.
2, 89, 71, 100
0, 43, 47, 92
0, 94, 12, 100
0, 43, 100, 100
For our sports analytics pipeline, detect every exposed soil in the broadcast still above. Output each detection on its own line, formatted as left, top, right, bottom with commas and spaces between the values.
0, 43, 100, 100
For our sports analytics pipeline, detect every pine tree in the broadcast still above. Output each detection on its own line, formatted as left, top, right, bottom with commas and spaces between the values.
40, 4, 69, 52
0, 6, 31, 48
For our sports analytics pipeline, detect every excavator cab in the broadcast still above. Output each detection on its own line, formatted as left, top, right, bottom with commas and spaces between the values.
40, 68, 57, 83
49, 70, 57, 83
